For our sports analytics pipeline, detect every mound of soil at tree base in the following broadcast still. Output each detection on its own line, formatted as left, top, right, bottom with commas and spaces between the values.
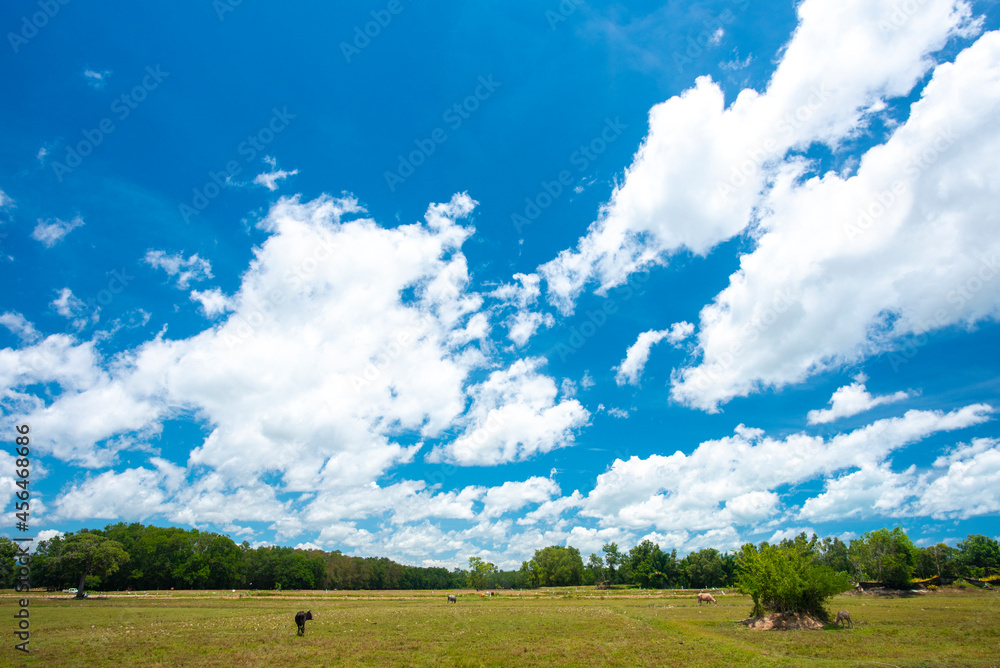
738, 613, 825, 630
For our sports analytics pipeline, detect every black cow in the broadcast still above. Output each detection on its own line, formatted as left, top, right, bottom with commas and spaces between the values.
295, 610, 313, 636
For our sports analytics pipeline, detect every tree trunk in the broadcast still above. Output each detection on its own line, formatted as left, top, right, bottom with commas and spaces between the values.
76, 571, 87, 598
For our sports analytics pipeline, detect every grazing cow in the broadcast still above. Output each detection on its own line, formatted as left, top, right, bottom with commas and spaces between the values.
447, 594, 457, 604
295, 610, 313, 636
697, 593, 717, 605
835, 610, 853, 628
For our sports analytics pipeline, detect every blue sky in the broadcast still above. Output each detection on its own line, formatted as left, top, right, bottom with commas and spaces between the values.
2, 0, 998, 568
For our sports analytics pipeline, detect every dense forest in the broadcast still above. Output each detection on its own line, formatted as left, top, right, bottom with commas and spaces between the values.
2, 522, 997, 593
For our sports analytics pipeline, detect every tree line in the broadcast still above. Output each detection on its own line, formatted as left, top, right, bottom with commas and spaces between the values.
1, 522, 996, 594
480, 529, 998, 590
0, 523, 466, 593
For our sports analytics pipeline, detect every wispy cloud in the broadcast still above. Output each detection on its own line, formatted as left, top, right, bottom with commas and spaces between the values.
0, 312, 39, 342
50, 288, 92, 329
144, 250, 213, 289
253, 156, 299, 191
83, 68, 112, 90
32, 215, 84, 247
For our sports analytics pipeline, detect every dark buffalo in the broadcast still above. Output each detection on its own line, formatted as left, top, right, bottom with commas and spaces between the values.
447, 594, 457, 604
295, 610, 313, 636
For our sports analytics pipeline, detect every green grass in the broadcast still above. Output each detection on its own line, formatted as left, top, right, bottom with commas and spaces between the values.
2, 586, 998, 666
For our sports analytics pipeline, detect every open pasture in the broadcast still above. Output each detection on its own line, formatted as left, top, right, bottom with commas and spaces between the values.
4, 586, 998, 666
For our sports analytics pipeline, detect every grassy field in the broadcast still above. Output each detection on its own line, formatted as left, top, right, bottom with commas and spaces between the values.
2, 586, 998, 666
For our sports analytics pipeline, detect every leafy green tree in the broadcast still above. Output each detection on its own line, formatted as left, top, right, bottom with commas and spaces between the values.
602, 543, 623, 583
132, 526, 199, 589
682, 548, 727, 588
202, 533, 246, 587
915, 543, 959, 579
849, 527, 918, 588
278, 552, 324, 589
466, 556, 498, 590
53, 532, 130, 598
816, 536, 851, 573
0, 537, 19, 588
779, 532, 820, 556
736, 541, 852, 620
585, 553, 605, 585
526, 546, 584, 586
518, 560, 538, 588
491, 567, 522, 590
173, 552, 211, 589
627, 540, 679, 588
28, 535, 66, 591
956, 534, 1000, 578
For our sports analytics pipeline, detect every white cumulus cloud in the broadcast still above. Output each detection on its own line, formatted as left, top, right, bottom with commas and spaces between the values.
671, 29, 1000, 410
144, 250, 214, 289
32, 216, 84, 247
254, 157, 299, 191
427, 357, 590, 466
615, 321, 693, 386
189, 288, 233, 317
579, 404, 991, 534
807, 376, 911, 424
